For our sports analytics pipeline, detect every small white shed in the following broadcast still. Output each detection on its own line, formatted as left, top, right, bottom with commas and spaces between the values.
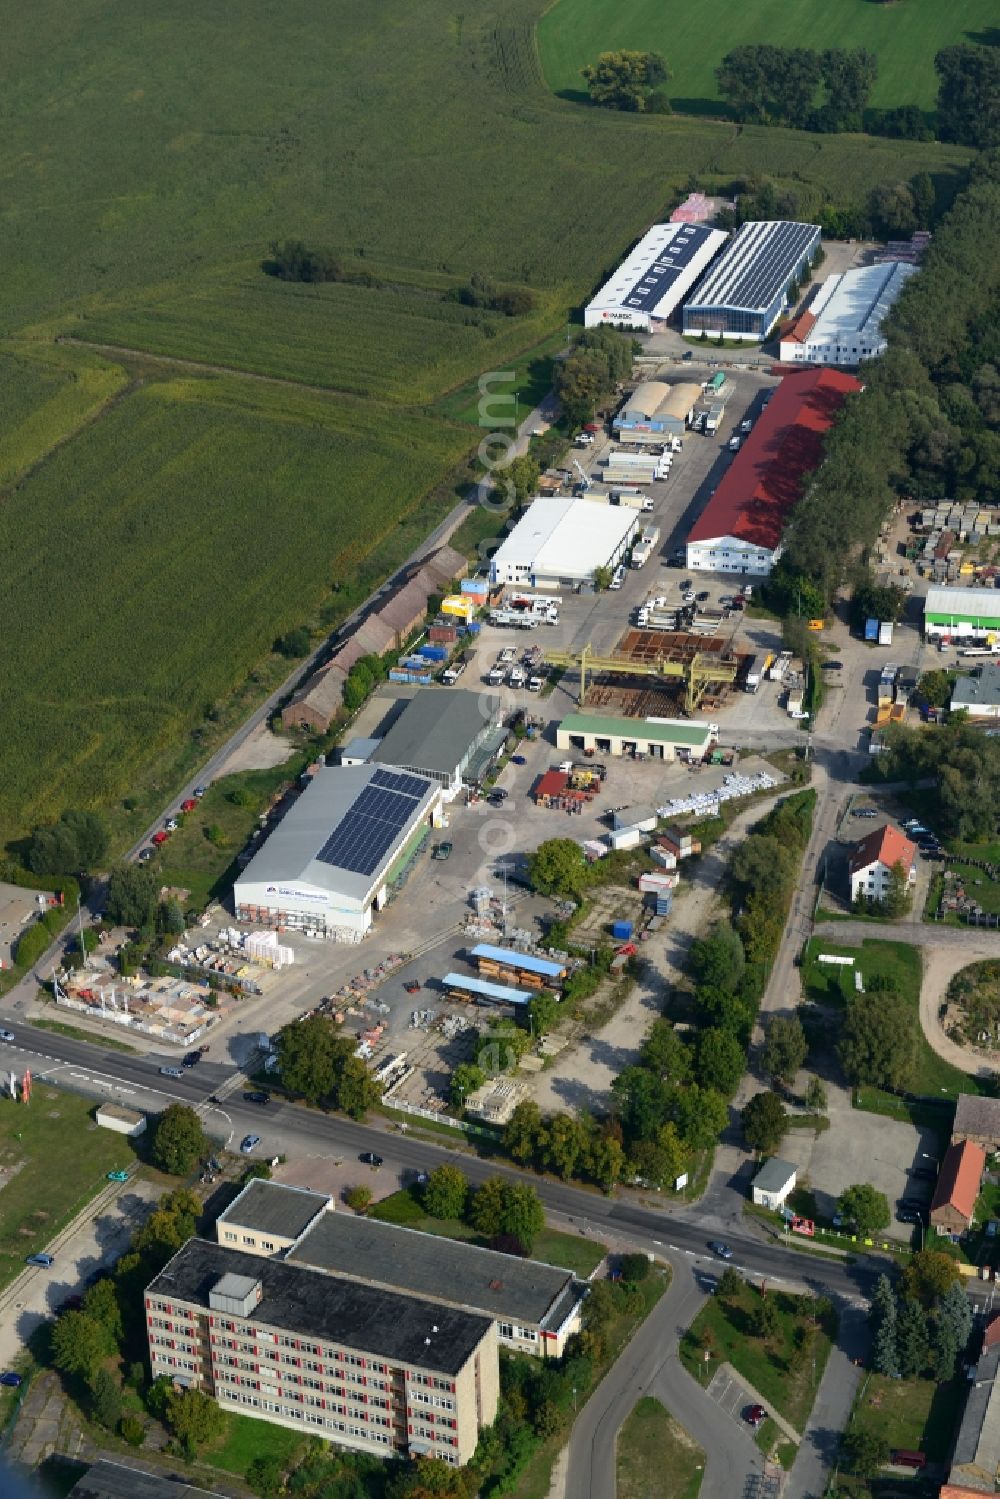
751, 1157, 797, 1210
95, 1103, 146, 1137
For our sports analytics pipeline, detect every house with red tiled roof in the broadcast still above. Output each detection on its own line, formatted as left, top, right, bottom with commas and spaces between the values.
685, 367, 861, 578
847, 824, 917, 904
931, 1139, 986, 1236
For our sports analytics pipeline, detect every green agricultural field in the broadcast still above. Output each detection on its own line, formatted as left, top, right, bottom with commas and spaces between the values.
0, 1086, 134, 1291
0, 373, 469, 838
74, 271, 563, 405
538, 0, 993, 113
0, 0, 971, 851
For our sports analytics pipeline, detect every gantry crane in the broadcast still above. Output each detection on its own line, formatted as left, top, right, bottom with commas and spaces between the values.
543, 641, 737, 714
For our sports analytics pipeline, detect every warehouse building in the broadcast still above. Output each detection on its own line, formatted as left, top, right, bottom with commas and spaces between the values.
556, 712, 715, 761
613, 380, 701, 442
683, 221, 821, 341
146, 1239, 498, 1465
233, 763, 442, 940
489, 496, 639, 589
370, 688, 503, 795
286, 1203, 587, 1359
924, 586, 1000, 644
779, 261, 917, 367
685, 367, 861, 576
585, 222, 728, 331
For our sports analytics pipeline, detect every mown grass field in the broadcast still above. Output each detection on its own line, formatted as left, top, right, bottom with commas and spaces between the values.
0, 1086, 134, 1291
0, 372, 469, 837
538, 0, 994, 113
0, 0, 971, 851
617, 1399, 704, 1499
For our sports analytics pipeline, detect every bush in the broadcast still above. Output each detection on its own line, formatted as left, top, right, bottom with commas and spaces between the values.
119, 1413, 145, 1447
618, 1253, 650, 1283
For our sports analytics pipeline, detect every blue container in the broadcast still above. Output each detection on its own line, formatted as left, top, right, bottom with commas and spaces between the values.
611, 920, 633, 941
467, 620, 482, 635
418, 644, 447, 661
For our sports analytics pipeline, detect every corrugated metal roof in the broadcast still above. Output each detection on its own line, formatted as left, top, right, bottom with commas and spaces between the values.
471, 944, 564, 979
442, 972, 531, 1005
587, 222, 728, 321
685, 220, 819, 315
687, 367, 860, 551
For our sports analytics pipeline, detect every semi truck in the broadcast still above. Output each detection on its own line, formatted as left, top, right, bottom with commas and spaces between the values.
631, 539, 653, 569
602, 450, 670, 484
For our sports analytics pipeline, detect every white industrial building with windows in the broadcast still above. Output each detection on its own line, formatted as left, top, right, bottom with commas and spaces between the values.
779, 260, 917, 366
233, 763, 442, 941
489, 496, 639, 589
584, 222, 728, 331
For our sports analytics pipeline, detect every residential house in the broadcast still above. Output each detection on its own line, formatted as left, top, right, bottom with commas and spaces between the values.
930, 1139, 986, 1237
847, 824, 917, 904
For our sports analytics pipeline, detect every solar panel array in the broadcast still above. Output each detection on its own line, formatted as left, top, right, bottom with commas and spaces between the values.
685, 221, 819, 314
622, 224, 715, 312
315, 768, 429, 877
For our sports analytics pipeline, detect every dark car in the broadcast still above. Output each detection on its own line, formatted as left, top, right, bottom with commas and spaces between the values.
243, 1091, 270, 1105
682, 350, 694, 361
696, 591, 710, 602
744, 1404, 767, 1429
182, 1051, 202, 1068
359, 1151, 384, 1168
822, 660, 844, 670
898, 1210, 921, 1224
26, 1254, 54, 1268
511, 755, 527, 766
403, 980, 421, 994
909, 1166, 936, 1181
239, 1135, 261, 1154
708, 1240, 733, 1260
0, 1373, 22, 1388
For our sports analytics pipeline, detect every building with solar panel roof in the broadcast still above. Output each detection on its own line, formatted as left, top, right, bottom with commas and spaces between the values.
233, 763, 442, 939
584, 222, 728, 331
683, 220, 821, 340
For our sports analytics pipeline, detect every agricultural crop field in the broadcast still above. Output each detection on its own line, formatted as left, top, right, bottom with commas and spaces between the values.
0, 0, 971, 850
538, 0, 993, 113
75, 272, 562, 405
0, 372, 469, 837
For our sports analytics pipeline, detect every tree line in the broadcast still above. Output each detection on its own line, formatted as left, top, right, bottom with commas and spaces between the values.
782, 147, 1000, 603
871, 718, 1000, 843
716, 165, 937, 246
552, 326, 635, 430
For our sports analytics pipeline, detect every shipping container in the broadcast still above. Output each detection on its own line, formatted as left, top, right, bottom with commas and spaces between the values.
864, 617, 880, 642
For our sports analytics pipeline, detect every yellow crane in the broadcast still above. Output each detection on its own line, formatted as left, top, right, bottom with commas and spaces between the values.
544, 642, 738, 714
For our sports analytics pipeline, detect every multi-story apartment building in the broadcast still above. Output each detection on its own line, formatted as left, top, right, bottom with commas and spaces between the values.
218, 1179, 588, 1359
146, 1239, 498, 1466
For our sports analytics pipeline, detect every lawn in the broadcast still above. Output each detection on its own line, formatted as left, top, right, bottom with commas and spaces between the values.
202, 1409, 306, 1476
28, 1019, 137, 1054
801, 935, 981, 1101
617, 1398, 704, 1499
846, 1372, 965, 1464
538, 0, 992, 113
0, 1086, 135, 1290
680, 1277, 836, 1434
434, 331, 569, 426
370, 1186, 606, 1276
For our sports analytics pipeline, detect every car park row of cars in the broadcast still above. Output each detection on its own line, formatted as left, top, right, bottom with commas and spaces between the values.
138, 785, 207, 862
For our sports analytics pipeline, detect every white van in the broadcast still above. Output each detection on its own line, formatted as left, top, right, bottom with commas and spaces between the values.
609, 565, 626, 590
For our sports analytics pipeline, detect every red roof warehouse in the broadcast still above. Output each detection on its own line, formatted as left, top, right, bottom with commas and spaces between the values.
686, 367, 861, 573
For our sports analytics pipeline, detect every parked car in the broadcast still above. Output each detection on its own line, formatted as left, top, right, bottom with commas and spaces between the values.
158, 1065, 183, 1078
432, 842, 453, 861
822, 660, 844, 671
682, 350, 693, 361
164, 818, 179, 833
0, 1373, 23, 1388
0, 1030, 14, 1044
138, 847, 154, 862
708, 1240, 733, 1260
403, 980, 421, 994
909, 1166, 936, 1181
193, 785, 207, 799
240, 1135, 261, 1154
683, 590, 695, 603
243, 1091, 270, 1104
151, 830, 169, 846
359, 1151, 383, 1168
744, 1404, 767, 1429
26, 1254, 54, 1268
696, 590, 710, 602
511, 754, 527, 766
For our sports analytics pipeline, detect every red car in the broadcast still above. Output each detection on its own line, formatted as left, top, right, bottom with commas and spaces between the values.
181, 798, 197, 813
151, 830, 170, 846
744, 1404, 767, 1429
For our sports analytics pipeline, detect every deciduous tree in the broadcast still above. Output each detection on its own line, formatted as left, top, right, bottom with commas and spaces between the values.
423, 1165, 469, 1222
104, 863, 157, 929
528, 839, 590, 898
581, 51, 669, 112
838, 985, 917, 1093
52, 1311, 115, 1383
836, 1184, 890, 1238
165, 1385, 225, 1458
694, 1027, 746, 1098
741, 1091, 787, 1156
150, 1103, 207, 1177
760, 1015, 808, 1086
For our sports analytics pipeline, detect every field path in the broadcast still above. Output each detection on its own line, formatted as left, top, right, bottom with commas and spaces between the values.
58, 335, 356, 402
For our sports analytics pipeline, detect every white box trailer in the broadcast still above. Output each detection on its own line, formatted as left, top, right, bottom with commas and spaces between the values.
612, 488, 655, 512
603, 451, 669, 484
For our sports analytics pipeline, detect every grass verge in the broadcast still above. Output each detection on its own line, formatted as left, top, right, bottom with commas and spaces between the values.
617, 1397, 704, 1499
27, 1018, 138, 1054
